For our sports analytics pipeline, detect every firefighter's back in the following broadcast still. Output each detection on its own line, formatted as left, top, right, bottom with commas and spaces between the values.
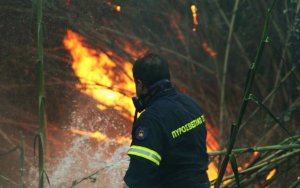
148, 88, 209, 188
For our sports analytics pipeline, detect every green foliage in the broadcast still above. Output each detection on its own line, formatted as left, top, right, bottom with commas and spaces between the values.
20, 133, 26, 188
288, 177, 300, 188
215, 0, 279, 187
229, 154, 240, 188
36, 0, 45, 187
247, 94, 290, 135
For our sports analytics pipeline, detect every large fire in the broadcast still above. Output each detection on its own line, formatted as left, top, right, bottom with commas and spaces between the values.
63, 30, 135, 120
63, 30, 219, 180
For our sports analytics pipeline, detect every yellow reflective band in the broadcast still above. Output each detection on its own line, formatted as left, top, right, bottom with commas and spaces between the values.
128, 145, 161, 166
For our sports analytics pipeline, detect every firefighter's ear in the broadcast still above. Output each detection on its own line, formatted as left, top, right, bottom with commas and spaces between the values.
136, 80, 148, 95
136, 80, 143, 89
135, 80, 142, 96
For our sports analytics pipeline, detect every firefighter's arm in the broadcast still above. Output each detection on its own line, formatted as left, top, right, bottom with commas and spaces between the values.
124, 156, 160, 188
124, 116, 163, 187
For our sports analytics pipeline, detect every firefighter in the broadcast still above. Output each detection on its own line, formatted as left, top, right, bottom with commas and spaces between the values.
124, 53, 210, 188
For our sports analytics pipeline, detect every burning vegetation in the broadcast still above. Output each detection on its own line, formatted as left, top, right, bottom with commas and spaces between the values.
0, 0, 300, 187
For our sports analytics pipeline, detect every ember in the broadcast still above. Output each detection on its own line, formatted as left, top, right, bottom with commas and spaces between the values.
191, 4, 199, 31
266, 169, 276, 180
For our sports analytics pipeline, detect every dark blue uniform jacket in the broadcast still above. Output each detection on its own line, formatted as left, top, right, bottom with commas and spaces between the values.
124, 88, 209, 188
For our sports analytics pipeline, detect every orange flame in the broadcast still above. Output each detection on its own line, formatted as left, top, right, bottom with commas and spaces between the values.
115, 135, 131, 145
266, 169, 276, 180
206, 122, 219, 180
71, 129, 131, 145
207, 163, 218, 181
115, 5, 121, 12
63, 30, 135, 119
123, 43, 148, 59
241, 151, 260, 169
202, 41, 217, 57
191, 5, 198, 32
71, 129, 108, 142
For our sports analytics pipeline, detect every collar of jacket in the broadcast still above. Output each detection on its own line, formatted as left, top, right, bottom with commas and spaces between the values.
144, 87, 176, 109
